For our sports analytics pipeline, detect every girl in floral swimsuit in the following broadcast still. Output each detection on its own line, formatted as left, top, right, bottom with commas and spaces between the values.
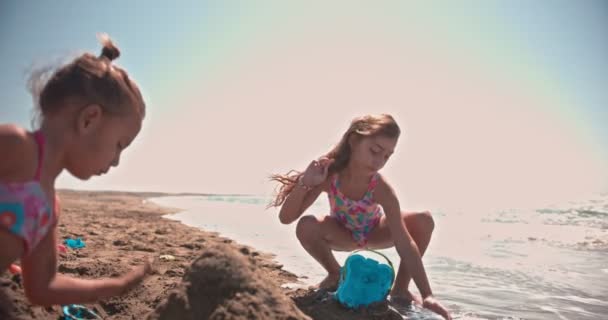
271, 114, 451, 320
0, 34, 152, 306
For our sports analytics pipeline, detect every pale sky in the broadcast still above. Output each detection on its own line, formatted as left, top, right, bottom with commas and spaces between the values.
1, 1, 607, 210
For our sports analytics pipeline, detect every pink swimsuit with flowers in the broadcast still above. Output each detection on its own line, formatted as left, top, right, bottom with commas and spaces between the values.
328, 173, 383, 247
0, 131, 58, 256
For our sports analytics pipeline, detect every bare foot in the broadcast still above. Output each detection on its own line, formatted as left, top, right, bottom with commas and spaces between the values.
315, 273, 340, 291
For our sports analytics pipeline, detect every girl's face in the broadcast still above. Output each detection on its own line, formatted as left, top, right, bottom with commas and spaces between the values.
349, 134, 398, 174
65, 104, 142, 180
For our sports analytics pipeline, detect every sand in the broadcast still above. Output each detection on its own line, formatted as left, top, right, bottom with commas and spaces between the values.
0, 190, 403, 320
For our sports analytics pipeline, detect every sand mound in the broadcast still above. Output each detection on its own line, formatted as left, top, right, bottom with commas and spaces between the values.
148, 245, 310, 320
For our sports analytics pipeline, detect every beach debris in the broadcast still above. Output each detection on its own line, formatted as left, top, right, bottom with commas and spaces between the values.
8, 264, 22, 286
9, 264, 22, 275
57, 244, 68, 253
62, 304, 102, 320
64, 237, 86, 249
8, 264, 21, 287
159, 254, 176, 261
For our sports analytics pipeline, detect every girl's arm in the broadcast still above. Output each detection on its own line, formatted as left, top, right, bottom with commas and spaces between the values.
278, 157, 334, 225
20, 227, 150, 306
374, 175, 433, 298
0, 124, 36, 181
0, 125, 36, 271
278, 179, 327, 224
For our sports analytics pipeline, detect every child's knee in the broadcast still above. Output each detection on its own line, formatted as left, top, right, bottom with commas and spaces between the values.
417, 211, 435, 233
404, 211, 435, 233
296, 215, 320, 242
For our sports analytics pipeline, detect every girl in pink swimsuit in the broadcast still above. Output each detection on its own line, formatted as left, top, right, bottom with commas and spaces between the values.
271, 114, 451, 320
0, 34, 152, 306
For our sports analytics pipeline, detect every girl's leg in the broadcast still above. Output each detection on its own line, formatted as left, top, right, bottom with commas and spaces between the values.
0, 230, 25, 272
366, 211, 435, 301
296, 215, 358, 289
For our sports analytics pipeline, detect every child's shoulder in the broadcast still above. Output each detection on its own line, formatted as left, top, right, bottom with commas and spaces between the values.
372, 173, 396, 197
374, 172, 389, 188
0, 124, 38, 180
0, 123, 29, 141
0, 124, 34, 153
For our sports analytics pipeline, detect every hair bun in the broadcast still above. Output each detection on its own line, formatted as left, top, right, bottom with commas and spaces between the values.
97, 33, 120, 61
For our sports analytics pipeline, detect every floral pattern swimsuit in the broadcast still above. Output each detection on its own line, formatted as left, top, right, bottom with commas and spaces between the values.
328, 173, 383, 247
0, 131, 58, 255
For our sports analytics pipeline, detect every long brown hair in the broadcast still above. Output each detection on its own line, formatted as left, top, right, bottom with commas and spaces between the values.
269, 114, 400, 207
28, 33, 145, 127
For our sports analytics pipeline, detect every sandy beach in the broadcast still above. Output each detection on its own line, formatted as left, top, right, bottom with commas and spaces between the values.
4, 190, 605, 319
0, 190, 403, 320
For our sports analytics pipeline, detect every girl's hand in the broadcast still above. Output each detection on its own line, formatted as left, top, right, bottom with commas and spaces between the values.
301, 157, 334, 188
119, 257, 155, 294
423, 295, 452, 320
